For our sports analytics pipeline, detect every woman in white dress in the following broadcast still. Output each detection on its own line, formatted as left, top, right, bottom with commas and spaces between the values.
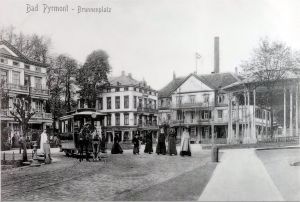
39, 129, 48, 154
180, 127, 191, 156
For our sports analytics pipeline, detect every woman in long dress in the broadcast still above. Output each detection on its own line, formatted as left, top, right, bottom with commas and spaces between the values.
156, 127, 166, 155
39, 129, 48, 154
111, 134, 123, 154
180, 127, 191, 156
132, 134, 140, 155
144, 131, 153, 154
167, 127, 177, 156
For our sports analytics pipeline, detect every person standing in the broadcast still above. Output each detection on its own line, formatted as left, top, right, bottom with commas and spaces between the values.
40, 129, 48, 155
78, 130, 85, 162
132, 134, 140, 155
111, 134, 123, 154
100, 132, 107, 153
167, 127, 177, 156
144, 131, 153, 154
92, 129, 100, 161
180, 127, 191, 156
156, 126, 166, 155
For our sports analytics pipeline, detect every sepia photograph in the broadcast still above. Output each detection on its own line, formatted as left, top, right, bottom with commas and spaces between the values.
0, 0, 299, 201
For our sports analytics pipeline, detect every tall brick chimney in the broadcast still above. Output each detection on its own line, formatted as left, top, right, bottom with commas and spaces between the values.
214, 36, 220, 73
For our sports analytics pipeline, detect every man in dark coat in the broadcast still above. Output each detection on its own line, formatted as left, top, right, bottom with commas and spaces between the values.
132, 134, 140, 155
144, 131, 153, 154
167, 127, 177, 156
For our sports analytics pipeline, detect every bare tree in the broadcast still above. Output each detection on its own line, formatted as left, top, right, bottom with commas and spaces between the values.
10, 92, 35, 162
240, 38, 297, 137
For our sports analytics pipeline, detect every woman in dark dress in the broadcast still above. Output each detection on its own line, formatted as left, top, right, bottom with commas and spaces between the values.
144, 131, 153, 154
111, 135, 123, 154
100, 133, 107, 153
167, 127, 177, 156
132, 134, 140, 155
156, 127, 167, 155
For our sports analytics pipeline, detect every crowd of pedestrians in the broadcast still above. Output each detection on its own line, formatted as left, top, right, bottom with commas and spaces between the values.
76, 123, 192, 162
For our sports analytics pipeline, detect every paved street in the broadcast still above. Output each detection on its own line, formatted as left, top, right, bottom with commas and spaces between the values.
199, 148, 285, 201
1, 144, 216, 201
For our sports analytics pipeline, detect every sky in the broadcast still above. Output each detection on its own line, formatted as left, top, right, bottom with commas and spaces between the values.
1, 0, 300, 90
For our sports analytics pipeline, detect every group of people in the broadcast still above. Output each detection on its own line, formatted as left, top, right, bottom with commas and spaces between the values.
78, 124, 192, 162
131, 125, 191, 157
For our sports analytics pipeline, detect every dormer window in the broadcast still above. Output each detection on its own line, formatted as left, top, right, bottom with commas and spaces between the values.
13, 61, 19, 67
25, 64, 30, 70
116, 87, 120, 92
218, 94, 225, 103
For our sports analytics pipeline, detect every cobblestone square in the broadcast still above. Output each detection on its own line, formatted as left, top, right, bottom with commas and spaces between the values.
1, 145, 216, 201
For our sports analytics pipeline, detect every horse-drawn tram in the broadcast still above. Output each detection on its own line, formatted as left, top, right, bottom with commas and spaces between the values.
58, 108, 105, 156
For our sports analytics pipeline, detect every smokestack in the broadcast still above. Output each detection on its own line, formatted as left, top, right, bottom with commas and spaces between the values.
214, 36, 220, 73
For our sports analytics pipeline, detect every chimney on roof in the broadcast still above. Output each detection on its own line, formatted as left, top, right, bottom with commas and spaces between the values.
128, 73, 132, 79
235, 67, 238, 75
121, 70, 125, 76
173, 71, 176, 80
214, 36, 220, 73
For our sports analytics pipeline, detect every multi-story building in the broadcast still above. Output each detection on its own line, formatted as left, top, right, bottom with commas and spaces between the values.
158, 72, 274, 144
78, 71, 159, 142
0, 40, 52, 138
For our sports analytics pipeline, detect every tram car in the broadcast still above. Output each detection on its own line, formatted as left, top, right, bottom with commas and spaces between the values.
58, 108, 105, 156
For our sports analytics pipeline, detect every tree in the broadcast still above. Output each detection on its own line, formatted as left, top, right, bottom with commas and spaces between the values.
240, 38, 297, 137
0, 26, 51, 64
9, 93, 35, 162
76, 50, 111, 108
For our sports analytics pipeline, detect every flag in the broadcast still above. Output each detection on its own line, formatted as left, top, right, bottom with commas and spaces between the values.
195, 52, 201, 59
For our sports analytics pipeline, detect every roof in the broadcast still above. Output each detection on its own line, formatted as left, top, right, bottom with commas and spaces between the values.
196, 72, 240, 89
108, 74, 157, 91
158, 76, 186, 98
0, 40, 49, 67
158, 72, 240, 98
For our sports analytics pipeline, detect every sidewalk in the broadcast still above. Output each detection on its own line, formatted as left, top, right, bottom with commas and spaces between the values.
198, 149, 284, 201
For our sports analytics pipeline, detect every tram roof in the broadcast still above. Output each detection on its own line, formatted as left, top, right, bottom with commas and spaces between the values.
59, 111, 106, 120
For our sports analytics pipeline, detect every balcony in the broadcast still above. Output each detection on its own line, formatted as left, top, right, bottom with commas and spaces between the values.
0, 109, 52, 120
2, 83, 49, 95
137, 106, 158, 114
171, 102, 214, 109
137, 122, 158, 129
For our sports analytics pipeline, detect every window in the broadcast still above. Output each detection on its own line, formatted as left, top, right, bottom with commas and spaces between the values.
107, 88, 111, 93
115, 113, 120, 126
0, 70, 8, 84
191, 111, 195, 121
124, 114, 129, 125
107, 97, 111, 109
25, 64, 30, 70
138, 98, 142, 108
189, 95, 195, 104
98, 98, 103, 110
13, 61, 19, 67
218, 110, 223, 119
218, 94, 225, 103
153, 100, 156, 109
176, 96, 182, 105
203, 111, 210, 119
35, 66, 41, 72
134, 114, 137, 125
12, 71, 20, 85
107, 115, 111, 126
124, 87, 128, 91
0, 58, 8, 64
124, 96, 129, 108
115, 96, 120, 109
116, 87, 120, 92
24, 75, 30, 86
35, 77, 42, 89
133, 96, 137, 108
144, 98, 147, 108
203, 94, 209, 103
35, 100, 43, 112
